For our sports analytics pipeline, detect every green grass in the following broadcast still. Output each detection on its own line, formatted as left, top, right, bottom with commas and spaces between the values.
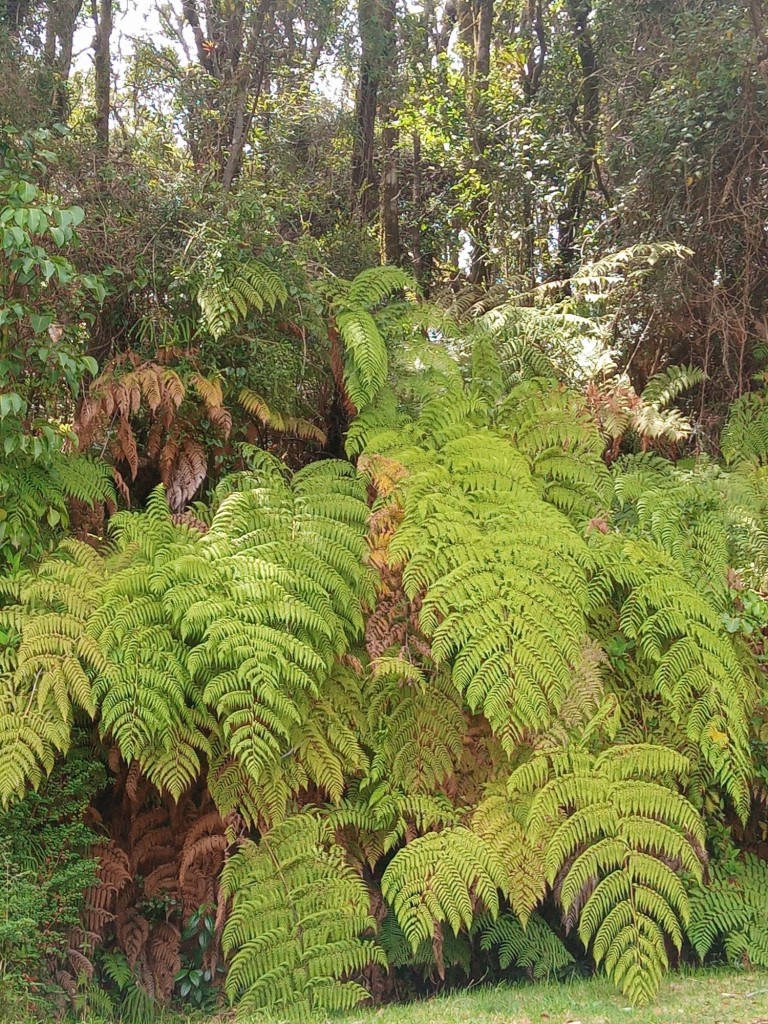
5, 970, 768, 1024
333, 969, 768, 1024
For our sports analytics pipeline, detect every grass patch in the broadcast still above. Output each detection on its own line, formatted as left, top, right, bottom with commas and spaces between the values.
335, 969, 768, 1024
7, 970, 768, 1024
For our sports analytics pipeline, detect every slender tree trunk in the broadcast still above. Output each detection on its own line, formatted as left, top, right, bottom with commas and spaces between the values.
411, 131, 424, 284
557, 0, 598, 276
378, 0, 400, 263
181, 0, 270, 186
351, 0, 383, 220
459, 0, 494, 284
519, 0, 547, 283
379, 121, 401, 263
91, 0, 112, 156
45, 0, 84, 121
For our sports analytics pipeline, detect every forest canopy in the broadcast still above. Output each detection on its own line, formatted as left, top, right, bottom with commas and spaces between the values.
2, 0, 768, 1020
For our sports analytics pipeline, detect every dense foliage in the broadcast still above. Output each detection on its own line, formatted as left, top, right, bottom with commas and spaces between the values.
2, 0, 768, 1021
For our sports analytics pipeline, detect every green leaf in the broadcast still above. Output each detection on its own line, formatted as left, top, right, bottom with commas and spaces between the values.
26, 209, 47, 234
0, 392, 24, 418
29, 313, 53, 334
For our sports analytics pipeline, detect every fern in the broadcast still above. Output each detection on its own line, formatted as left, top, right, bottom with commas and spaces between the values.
346, 265, 414, 308
238, 389, 326, 443
376, 418, 595, 748
640, 364, 705, 409
186, 456, 373, 789
0, 541, 108, 804
381, 827, 506, 950
722, 392, 768, 465
513, 744, 706, 1005
688, 855, 768, 967
494, 378, 612, 524
0, 453, 114, 568
221, 810, 385, 1019
590, 528, 755, 817
366, 660, 465, 794
0, 456, 374, 808
197, 259, 287, 340
4, 300, 768, 1020
471, 787, 547, 924
332, 266, 415, 411
378, 910, 472, 979
477, 911, 574, 979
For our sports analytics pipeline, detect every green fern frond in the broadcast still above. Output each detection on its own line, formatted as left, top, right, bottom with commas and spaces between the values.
378, 910, 472, 977
471, 788, 547, 924
338, 309, 388, 409
640, 365, 705, 409
689, 854, 768, 967
377, 419, 594, 748
478, 911, 574, 979
722, 393, 768, 466
366, 662, 465, 793
590, 530, 754, 816
221, 810, 384, 1019
346, 266, 415, 308
0, 453, 113, 567
381, 827, 506, 950
197, 259, 287, 340
515, 747, 705, 1006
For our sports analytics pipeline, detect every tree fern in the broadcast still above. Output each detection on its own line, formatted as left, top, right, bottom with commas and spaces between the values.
185, 456, 373, 787
378, 910, 472, 979
0, 541, 107, 804
381, 827, 506, 951
493, 378, 612, 524
0, 453, 114, 568
0, 456, 374, 807
365, 660, 465, 794
721, 392, 768, 466
238, 389, 326, 443
512, 744, 706, 1005
590, 529, 755, 817
640, 364, 705, 409
331, 266, 415, 410
207, 661, 370, 827
377, 419, 595, 748
221, 810, 385, 1019
471, 787, 547, 924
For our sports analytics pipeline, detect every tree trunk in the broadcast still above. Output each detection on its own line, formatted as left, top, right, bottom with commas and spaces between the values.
91, 0, 112, 156
557, 0, 598, 276
45, 0, 84, 121
379, 122, 401, 263
518, 0, 548, 283
352, 0, 392, 221
377, 0, 400, 263
459, 0, 494, 284
181, 0, 270, 186
411, 131, 424, 284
